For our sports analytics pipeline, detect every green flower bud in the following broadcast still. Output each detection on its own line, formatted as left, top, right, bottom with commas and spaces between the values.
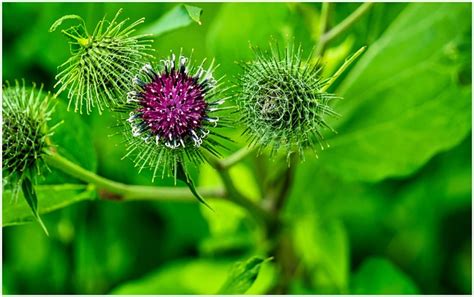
238, 43, 340, 160
51, 9, 154, 114
2, 80, 56, 189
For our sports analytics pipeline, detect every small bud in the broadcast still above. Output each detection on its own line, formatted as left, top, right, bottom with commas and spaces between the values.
2, 80, 57, 200
51, 10, 154, 114
238, 42, 341, 159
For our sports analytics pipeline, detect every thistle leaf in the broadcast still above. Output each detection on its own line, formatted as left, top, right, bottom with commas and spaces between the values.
176, 162, 213, 211
20, 177, 49, 235
140, 4, 203, 35
218, 256, 272, 294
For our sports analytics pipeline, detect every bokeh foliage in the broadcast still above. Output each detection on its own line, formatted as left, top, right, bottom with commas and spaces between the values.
2, 2, 472, 294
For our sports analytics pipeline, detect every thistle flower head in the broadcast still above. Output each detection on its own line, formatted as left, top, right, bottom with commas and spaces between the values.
238, 43, 340, 160
50, 9, 153, 114
120, 52, 229, 180
2, 80, 56, 193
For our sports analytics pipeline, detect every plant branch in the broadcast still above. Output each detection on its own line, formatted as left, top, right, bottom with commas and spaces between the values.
216, 169, 274, 226
318, 2, 332, 40
208, 146, 256, 171
316, 2, 373, 56
43, 152, 225, 201
321, 45, 366, 92
205, 150, 275, 226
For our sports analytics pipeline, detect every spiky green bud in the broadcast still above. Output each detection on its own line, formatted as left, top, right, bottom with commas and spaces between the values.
238, 43, 340, 160
2, 80, 56, 188
50, 9, 154, 114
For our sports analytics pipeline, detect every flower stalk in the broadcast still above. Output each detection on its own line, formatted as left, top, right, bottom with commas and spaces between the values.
43, 152, 225, 201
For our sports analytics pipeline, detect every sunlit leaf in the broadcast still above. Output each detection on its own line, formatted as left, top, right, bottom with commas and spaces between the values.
218, 256, 271, 294
351, 257, 419, 294
320, 3, 471, 181
140, 4, 203, 36
110, 258, 233, 294
3, 184, 95, 226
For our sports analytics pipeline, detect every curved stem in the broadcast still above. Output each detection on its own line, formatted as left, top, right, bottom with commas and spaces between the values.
321, 46, 366, 92
44, 153, 225, 201
205, 150, 275, 226
211, 146, 256, 170
216, 169, 274, 226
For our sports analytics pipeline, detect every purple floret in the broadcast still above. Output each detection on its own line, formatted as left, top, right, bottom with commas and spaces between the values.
138, 69, 208, 143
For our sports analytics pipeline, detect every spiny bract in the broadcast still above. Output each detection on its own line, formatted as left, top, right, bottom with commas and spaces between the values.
2, 80, 56, 197
119, 52, 230, 181
238, 43, 340, 160
51, 9, 153, 114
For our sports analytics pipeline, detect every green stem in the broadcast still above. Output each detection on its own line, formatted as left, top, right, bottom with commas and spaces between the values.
220, 146, 256, 169
216, 169, 274, 226
317, 2, 374, 56
205, 150, 275, 226
44, 153, 225, 201
320, 46, 366, 92
315, 2, 332, 56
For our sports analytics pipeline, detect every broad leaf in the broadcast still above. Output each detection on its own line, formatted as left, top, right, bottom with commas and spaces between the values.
140, 4, 202, 36
319, 3, 471, 181
3, 184, 95, 226
218, 256, 271, 294
293, 217, 349, 293
110, 258, 233, 294
351, 257, 419, 294
20, 177, 48, 234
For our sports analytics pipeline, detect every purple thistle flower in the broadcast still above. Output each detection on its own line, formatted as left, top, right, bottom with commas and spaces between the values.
121, 53, 230, 180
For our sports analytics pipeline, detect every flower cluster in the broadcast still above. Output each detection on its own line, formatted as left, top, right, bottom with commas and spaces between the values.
119, 53, 229, 180
2, 80, 56, 197
51, 9, 153, 114
237, 43, 340, 160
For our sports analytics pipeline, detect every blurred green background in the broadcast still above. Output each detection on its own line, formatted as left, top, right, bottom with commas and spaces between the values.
2, 2, 472, 294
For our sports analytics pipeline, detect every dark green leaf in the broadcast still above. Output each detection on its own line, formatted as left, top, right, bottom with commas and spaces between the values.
351, 257, 419, 294
140, 4, 202, 36
320, 3, 471, 182
218, 256, 271, 294
177, 162, 213, 211
20, 177, 48, 234
3, 184, 95, 227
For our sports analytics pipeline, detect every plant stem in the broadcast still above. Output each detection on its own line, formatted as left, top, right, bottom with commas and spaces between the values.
316, 2, 374, 56
318, 3, 332, 39
216, 169, 274, 226
321, 46, 366, 92
208, 146, 256, 170
205, 150, 275, 226
44, 153, 225, 201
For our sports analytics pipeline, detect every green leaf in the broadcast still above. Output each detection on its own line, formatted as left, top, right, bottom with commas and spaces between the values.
293, 217, 349, 293
20, 177, 48, 235
177, 162, 213, 211
351, 257, 419, 294
3, 184, 95, 227
218, 256, 271, 294
207, 3, 310, 76
43, 98, 97, 184
110, 258, 233, 294
184, 5, 203, 25
140, 4, 202, 36
320, 3, 471, 182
